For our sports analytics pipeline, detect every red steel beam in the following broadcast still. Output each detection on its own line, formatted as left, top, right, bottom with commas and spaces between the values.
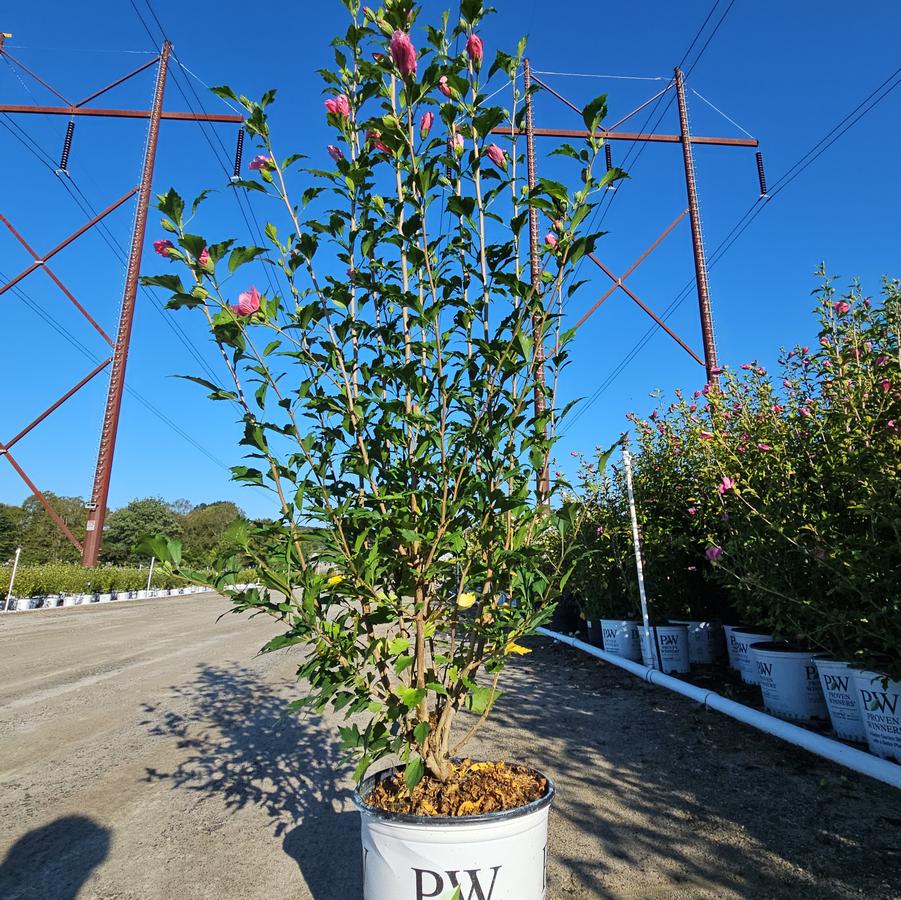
607, 83, 674, 132
575, 210, 688, 330
531, 74, 676, 135
74, 56, 161, 108
82, 42, 173, 566
524, 59, 549, 503
0, 211, 115, 345
0, 188, 138, 297
0, 103, 243, 123
0, 446, 83, 552
675, 65, 719, 383
2, 357, 112, 452
490, 125, 757, 148
586, 251, 704, 366
0, 50, 71, 105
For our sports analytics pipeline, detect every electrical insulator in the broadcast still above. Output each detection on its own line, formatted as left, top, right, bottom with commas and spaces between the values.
605, 142, 615, 190
231, 127, 245, 182
756, 151, 768, 197
57, 120, 75, 175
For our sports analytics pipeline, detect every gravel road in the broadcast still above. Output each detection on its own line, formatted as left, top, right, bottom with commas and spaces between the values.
1, 594, 898, 899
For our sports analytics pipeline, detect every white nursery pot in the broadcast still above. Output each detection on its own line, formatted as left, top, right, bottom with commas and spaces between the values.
853, 671, 901, 763
355, 765, 554, 900
751, 643, 827, 721
730, 629, 773, 685
670, 620, 719, 665
600, 619, 641, 662
639, 625, 690, 674
722, 625, 747, 671
813, 659, 867, 743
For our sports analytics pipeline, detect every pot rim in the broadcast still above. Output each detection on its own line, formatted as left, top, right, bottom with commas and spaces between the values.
750, 641, 818, 656
353, 760, 556, 826
731, 628, 773, 639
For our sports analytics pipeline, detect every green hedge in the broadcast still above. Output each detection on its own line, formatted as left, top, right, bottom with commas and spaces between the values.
0, 564, 261, 597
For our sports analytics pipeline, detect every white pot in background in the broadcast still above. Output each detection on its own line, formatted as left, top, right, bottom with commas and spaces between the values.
14, 597, 36, 611
600, 619, 641, 661
813, 659, 867, 743
730, 629, 773, 685
852, 671, 901, 763
722, 624, 747, 671
750, 642, 827, 721
62, 595, 79, 607
639, 625, 690, 674
670, 619, 719, 665
355, 765, 554, 900
98, 593, 114, 603
42, 596, 62, 609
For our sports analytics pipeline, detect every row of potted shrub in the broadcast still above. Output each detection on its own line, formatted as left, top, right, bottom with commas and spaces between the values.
10, 585, 213, 611
558, 275, 900, 764
0, 562, 260, 598
575, 615, 901, 763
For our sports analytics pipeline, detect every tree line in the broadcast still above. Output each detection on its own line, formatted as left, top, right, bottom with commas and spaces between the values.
0, 495, 252, 567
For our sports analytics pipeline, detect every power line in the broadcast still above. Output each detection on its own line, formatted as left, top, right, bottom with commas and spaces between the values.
130, 0, 282, 302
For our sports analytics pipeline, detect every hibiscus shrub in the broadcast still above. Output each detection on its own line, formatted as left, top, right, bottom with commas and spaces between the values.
141, 0, 626, 786
611, 274, 900, 677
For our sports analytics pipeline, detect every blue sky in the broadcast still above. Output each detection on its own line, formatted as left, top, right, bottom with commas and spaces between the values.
1, 0, 899, 520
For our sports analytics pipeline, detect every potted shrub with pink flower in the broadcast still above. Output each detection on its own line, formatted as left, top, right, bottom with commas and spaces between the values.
624, 273, 899, 733
140, 0, 624, 894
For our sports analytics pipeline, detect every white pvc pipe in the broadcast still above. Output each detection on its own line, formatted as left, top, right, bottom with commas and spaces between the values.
620, 439, 660, 670
4, 547, 21, 612
146, 557, 155, 593
538, 627, 901, 790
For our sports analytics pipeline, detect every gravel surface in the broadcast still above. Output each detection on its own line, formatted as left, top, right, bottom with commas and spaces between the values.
1, 594, 898, 899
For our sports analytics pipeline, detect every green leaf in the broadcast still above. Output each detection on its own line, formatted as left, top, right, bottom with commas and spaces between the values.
397, 686, 427, 708
413, 721, 431, 746
465, 684, 499, 715
404, 757, 425, 793
582, 94, 609, 131
228, 245, 268, 273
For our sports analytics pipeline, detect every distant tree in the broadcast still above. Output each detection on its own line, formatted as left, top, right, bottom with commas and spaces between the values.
170, 498, 194, 517
0, 503, 23, 562
17, 494, 87, 564
102, 497, 182, 565
181, 501, 244, 566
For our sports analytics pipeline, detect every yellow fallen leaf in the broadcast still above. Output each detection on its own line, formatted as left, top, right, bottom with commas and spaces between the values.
505, 642, 531, 655
457, 591, 477, 610
327, 574, 344, 586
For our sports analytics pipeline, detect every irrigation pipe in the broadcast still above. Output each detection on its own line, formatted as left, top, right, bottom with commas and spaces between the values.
538, 627, 901, 790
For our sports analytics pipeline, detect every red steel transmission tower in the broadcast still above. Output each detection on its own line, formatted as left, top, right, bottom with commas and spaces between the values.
513, 61, 760, 409
0, 38, 243, 565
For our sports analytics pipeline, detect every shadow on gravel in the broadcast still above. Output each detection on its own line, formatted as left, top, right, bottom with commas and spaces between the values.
478, 639, 901, 900
143, 664, 361, 899
0, 815, 110, 900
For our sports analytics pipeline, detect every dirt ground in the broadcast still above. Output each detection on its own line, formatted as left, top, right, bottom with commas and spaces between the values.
1, 594, 899, 899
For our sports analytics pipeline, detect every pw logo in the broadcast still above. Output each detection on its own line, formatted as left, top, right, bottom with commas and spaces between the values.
756, 662, 773, 677
860, 689, 899, 715
414, 866, 502, 900
659, 634, 680, 647
824, 674, 850, 692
